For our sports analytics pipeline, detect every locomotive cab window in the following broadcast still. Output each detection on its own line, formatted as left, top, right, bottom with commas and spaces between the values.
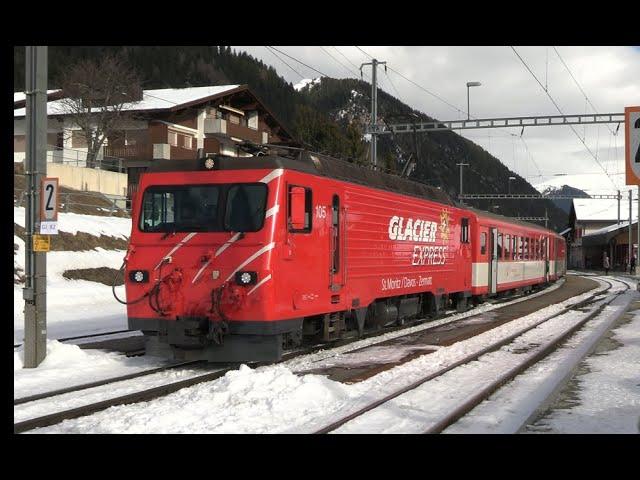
480, 232, 487, 255
140, 185, 222, 232
139, 183, 268, 233
288, 185, 312, 233
224, 184, 268, 232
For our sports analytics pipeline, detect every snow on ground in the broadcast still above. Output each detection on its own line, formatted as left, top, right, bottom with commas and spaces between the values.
444, 287, 639, 433
534, 172, 632, 197
14, 206, 131, 239
30, 365, 355, 434
13, 207, 131, 342
525, 303, 640, 434
14, 340, 164, 400
29, 280, 608, 434
293, 77, 321, 91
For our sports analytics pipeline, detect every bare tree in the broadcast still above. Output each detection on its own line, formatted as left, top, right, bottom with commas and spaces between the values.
58, 55, 142, 168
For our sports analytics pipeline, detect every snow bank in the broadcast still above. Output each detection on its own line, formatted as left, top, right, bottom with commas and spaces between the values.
14, 206, 132, 240
35, 365, 355, 434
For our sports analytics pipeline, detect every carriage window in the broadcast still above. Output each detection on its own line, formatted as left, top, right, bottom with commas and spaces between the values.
504, 234, 511, 259
224, 184, 268, 232
461, 218, 470, 243
497, 233, 503, 258
524, 238, 529, 260
480, 232, 487, 255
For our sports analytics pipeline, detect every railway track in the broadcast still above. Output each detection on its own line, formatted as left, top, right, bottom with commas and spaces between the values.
14, 276, 603, 434
310, 277, 629, 434
14, 329, 137, 349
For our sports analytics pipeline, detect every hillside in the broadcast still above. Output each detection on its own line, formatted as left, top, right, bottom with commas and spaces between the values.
14, 46, 568, 230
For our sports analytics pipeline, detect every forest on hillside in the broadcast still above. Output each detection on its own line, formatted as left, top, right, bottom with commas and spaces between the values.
14, 46, 570, 230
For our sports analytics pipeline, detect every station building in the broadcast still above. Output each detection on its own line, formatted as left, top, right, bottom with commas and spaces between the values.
569, 197, 638, 270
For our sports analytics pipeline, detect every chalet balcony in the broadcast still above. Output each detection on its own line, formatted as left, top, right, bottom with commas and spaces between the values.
204, 118, 227, 135
104, 143, 197, 161
104, 144, 154, 160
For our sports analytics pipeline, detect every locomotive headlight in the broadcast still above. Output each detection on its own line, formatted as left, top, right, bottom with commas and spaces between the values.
235, 271, 257, 286
204, 157, 215, 170
129, 270, 149, 283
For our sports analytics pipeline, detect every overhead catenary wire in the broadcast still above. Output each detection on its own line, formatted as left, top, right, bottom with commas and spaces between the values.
552, 46, 616, 136
264, 46, 305, 80
333, 46, 367, 77
267, 46, 329, 78
318, 46, 360, 78
510, 46, 618, 190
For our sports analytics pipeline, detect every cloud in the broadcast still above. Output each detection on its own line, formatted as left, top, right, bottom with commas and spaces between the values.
234, 45, 640, 194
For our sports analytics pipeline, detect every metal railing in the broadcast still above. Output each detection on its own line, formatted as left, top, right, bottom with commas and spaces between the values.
14, 188, 129, 216
43, 145, 126, 173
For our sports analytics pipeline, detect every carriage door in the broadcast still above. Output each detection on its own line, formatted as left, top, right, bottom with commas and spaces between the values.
544, 237, 550, 282
489, 228, 498, 294
329, 194, 343, 294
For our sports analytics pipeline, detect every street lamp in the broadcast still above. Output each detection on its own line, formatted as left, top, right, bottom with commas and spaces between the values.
508, 176, 516, 194
466, 81, 482, 120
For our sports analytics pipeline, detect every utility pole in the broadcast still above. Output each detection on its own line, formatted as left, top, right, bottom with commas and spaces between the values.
360, 58, 386, 168
23, 46, 48, 368
545, 208, 548, 229
629, 189, 633, 274
456, 162, 469, 201
617, 190, 621, 225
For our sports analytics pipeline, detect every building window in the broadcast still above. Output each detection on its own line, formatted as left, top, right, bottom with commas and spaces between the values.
247, 111, 258, 130
168, 131, 178, 146
228, 114, 240, 125
183, 135, 192, 149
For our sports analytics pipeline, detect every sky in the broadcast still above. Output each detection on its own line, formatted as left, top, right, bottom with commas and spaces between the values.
232, 46, 640, 196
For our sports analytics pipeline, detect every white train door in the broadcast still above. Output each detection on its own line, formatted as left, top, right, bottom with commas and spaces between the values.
489, 228, 498, 294
544, 237, 550, 282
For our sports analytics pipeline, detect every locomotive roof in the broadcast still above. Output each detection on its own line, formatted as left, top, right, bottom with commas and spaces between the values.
467, 207, 559, 236
148, 151, 456, 207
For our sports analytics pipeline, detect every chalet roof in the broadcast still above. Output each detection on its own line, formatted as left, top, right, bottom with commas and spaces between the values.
13, 84, 295, 141
572, 198, 638, 222
14, 85, 241, 117
13, 89, 63, 108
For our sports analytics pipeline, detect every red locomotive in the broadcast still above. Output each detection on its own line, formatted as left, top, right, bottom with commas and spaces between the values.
120, 150, 566, 362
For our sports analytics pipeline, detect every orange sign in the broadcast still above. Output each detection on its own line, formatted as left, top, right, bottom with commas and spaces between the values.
625, 106, 640, 185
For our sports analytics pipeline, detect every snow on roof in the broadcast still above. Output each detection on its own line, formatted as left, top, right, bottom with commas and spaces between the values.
583, 220, 636, 238
14, 89, 61, 105
14, 85, 241, 117
573, 198, 638, 222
